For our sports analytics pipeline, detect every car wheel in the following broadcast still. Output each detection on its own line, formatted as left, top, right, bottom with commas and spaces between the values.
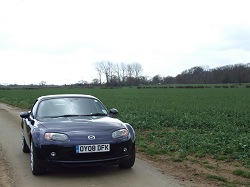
30, 140, 46, 175
22, 129, 30, 153
119, 148, 136, 169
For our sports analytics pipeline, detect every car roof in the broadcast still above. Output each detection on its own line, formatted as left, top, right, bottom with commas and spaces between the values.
37, 94, 97, 101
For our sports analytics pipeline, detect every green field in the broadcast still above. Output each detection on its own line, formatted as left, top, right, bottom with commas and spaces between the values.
0, 87, 250, 167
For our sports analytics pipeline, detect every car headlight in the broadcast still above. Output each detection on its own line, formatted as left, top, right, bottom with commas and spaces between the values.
112, 129, 130, 139
45, 133, 69, 142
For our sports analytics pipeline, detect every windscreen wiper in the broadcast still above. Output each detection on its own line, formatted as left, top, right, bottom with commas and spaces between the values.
83, 113, 107, 116
49, 113, 107, 118
50, 114, 81, 118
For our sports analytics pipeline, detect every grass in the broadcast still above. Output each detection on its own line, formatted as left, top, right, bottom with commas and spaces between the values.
206, 174, 228, 183
0, 86, 250, 167
233, 169, 250, 179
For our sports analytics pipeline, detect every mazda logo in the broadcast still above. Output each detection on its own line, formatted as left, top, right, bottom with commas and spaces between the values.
88, 135, 95, 140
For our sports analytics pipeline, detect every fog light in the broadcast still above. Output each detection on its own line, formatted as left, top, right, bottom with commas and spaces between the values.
51, 152, 57, 157
123, 147, 128, 152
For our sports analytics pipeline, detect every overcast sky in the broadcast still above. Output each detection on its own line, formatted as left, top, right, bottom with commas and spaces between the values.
0, 0, 250, 85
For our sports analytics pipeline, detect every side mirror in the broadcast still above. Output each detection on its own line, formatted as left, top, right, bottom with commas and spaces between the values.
109, 108, 118, 117
20, 112, 30, 119
20, 111, 35, 125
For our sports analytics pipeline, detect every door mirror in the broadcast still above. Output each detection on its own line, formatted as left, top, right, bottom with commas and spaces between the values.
20, 111, 35, 125
20, 112, 30, 119
109, 108, 118, 117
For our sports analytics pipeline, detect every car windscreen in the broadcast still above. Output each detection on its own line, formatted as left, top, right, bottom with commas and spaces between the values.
36, 97, 108, 118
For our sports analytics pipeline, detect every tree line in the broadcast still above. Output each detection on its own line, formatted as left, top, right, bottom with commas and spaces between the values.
93, 62, 250, 86
162, 63, 250, 84
2, 62, 249, 87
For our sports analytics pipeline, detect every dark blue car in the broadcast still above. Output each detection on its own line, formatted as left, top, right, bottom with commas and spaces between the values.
20, 94, 135, 175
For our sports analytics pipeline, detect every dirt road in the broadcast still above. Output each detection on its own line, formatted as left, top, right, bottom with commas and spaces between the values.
0, 103, 184, 187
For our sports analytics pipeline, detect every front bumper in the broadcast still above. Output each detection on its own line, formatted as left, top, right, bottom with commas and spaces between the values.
36, 140, 135, 167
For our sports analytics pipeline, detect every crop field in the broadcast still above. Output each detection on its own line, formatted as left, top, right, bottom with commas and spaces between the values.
0, 86, 250, 168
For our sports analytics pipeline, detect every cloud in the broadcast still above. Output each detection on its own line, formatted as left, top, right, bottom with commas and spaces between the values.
221, 25, 250, 51
1, 0, 250, 84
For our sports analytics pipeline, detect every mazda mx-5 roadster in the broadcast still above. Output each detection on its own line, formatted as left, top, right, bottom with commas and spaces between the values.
20, 94, 135, 175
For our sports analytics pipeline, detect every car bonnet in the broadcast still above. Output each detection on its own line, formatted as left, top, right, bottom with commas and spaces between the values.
38, 116, 125, 132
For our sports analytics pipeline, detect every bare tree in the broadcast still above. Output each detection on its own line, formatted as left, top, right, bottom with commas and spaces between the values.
120, 62, 127, 84
106, 61, 115, 85
98, 61, 110, 84
94, 62, 103, 85
114, 63, 121, 84
39, 81, 46, 86
96, 61, 116, 85
127, 63, 134, 78
132, 62, 143, 78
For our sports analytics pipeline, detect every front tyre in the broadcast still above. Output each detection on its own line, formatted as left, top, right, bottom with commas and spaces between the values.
22, 129, 30, 153
119, 148, 136, 169
30, 140, 46, 175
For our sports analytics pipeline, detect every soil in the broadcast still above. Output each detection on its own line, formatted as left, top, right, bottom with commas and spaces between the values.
137, 153, 250, 187
1, 146, 249, 187
0, 145, 15, 187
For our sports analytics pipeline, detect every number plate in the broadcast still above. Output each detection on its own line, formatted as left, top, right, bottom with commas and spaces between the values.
76, 144, 110, 153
